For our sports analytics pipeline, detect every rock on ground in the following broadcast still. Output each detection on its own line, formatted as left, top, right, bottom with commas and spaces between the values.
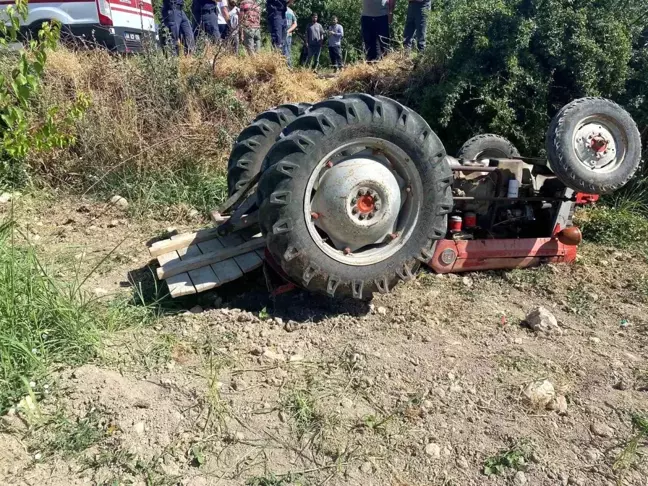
523, 379, 555, 409
525, 306, 562, 334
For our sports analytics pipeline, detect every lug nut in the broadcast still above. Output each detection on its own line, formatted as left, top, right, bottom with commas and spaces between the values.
358, 188, 366, 196
374, 203, 381, 210
344, 247, 351, 255
351, 197, 357, 204
352, 208, 358, 215
359, 214, 366, 220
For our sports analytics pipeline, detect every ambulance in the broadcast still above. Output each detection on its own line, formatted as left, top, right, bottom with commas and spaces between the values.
1, 0, 158, 52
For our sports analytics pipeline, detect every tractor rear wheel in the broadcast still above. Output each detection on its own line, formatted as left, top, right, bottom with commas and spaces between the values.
546, 97, 641, 194
257, 94, 453, 299
457, 134, 520, 161
227, 103, 311, 195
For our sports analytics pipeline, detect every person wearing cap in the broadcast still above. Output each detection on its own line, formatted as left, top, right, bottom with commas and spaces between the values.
403, 0, 430, 52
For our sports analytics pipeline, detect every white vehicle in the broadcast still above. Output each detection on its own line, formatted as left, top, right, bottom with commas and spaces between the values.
1, 0, 157, 52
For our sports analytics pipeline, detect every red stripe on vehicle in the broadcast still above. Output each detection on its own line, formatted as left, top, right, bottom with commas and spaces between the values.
110, 5, 155, 17
109, 0, 153, 13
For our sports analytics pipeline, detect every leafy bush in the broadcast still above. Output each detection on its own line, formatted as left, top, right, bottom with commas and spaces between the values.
401, 0, 645, 155
577, 206, 648, 251
0, 0, 87, 189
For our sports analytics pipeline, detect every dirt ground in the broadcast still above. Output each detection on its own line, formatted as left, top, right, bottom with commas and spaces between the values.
1, 195, 647, 486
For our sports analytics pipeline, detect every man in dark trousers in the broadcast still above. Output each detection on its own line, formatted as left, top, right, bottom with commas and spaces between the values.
162, 0, 195, 53
403, 0, 430, 51
361, 0, 395, 62
304, 12, 325, 69
192, 0, 221, 42
327, 15, 344, 71
266, 0, 294, 51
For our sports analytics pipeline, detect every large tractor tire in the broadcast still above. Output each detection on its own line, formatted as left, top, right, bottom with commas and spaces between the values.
546, 97, 642, 194
227, 103, 311, 195
257, 94, 453, 300
457, 134, 520, 160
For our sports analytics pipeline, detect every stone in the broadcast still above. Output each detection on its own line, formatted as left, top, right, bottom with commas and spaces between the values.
549, 395, 568, 415
274, 317, 284, 325
93, 288, 109, 297
289, 353, 304, 362
360, 461, 373, 473
231, 379, 247, 391
340, 397, 353, 408
377, 306, 387, 316
189, 305, 203, 314
262, 349, 285, 361
188, 209, 200, 219
583, 448, 602, 462
425, 443, 441, 459
110, 195, 128, 209
613, 378, 630, 391
590, 422, 614, 438
525, 306, 562, 334
250, 347, 263, 356
449, 384, 463, 393
462, 276, 473, 288
456, 456, 469, 469
589, 337, 601, 344
0, 192, 12, 204
133, 422, 145, 435
514, 471, 527, 485
284, 321, 298, 332
523, 379, 555, 409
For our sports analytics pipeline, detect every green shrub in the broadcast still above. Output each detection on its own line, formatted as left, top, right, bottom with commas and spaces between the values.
577, 206, 648, 250
0, 0, 87, 189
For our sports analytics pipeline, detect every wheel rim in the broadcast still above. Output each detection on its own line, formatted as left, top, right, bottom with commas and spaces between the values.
572, 116, 627, 173
303, 137, 422, 266
473, 148, 511, 161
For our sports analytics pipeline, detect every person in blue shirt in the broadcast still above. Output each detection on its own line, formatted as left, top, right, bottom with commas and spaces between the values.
162, 0, 195, 53
327, 16, 344, 71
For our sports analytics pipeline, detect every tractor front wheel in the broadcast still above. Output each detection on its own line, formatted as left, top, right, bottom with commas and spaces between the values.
546, 98, 642, 194
257, 94, 453, 299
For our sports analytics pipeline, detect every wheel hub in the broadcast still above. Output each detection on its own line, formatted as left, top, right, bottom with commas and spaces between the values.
574, 121, 619, 170
310, 158, 402, 252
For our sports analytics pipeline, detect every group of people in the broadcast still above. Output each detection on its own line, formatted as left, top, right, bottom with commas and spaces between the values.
160, 0, 431, 69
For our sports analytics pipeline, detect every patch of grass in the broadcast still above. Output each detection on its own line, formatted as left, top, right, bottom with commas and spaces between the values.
566, 286, 595, 316
483, 441, 532, 476
614, 413, 648, 478
246, 474, 301, 486
39, 410, 107, 458
96, 165, 228, 218
283, 389, 321, 436
0, 221, 153, 412
576, 206, 648, 252
501, 266, 554, 293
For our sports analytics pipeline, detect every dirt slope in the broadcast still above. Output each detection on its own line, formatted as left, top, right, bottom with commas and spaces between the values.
1, 196, 647, 486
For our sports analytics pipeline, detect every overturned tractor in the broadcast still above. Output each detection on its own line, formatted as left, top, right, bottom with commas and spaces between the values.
149, 95, 642, 300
